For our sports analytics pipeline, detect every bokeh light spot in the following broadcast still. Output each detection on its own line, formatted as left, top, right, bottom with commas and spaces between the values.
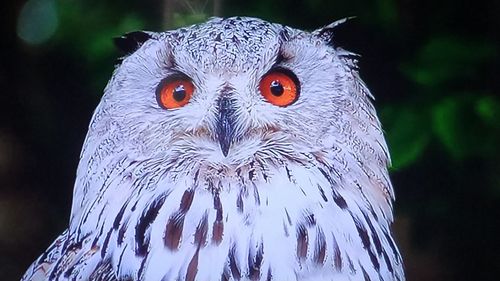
17, 0, 58, 45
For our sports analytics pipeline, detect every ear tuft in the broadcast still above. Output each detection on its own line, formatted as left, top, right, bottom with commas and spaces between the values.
113, 31, 152, 55
312, 17, 356, 46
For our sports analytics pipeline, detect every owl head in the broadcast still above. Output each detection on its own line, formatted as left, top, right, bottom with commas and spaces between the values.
86, 17, 388, 178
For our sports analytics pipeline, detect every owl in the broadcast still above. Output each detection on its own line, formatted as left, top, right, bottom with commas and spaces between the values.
22, 17, 404, 281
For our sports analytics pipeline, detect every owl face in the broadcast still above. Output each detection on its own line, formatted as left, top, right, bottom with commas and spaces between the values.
100, 17, 367, 171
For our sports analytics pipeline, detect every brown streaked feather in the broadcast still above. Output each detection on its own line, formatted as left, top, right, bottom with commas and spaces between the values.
313, 227, 327, 265
212, 192, 224, 245
185, 248, 200, 281
296, 224, 308, 259
164, 212, 185, 250
194, 211, 209, 247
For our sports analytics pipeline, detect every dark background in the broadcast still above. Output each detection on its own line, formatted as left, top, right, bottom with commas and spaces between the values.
1, 0, 499, 280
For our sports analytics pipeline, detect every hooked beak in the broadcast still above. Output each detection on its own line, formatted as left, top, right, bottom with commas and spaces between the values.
215, 96, 237, 157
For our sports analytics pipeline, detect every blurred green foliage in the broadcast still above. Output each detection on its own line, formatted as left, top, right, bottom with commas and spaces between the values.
4, 0, 500, 280
397, 35, 499, 164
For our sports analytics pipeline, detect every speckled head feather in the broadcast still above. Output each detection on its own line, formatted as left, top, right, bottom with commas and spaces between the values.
22, 17, 404, 281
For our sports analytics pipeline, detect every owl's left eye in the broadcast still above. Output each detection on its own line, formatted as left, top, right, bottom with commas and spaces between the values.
156, 74, 195, 109
259, 67, 300, 107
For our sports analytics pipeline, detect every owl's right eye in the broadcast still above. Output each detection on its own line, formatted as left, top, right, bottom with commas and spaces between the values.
156, 75, 195, 109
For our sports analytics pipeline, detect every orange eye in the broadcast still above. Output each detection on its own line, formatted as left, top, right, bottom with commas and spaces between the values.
156, 75, 194, 109
259, 68, 300, 107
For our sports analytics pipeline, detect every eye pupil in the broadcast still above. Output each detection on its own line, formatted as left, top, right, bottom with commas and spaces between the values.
173, 85, 187, 101
270, 80, 284, 96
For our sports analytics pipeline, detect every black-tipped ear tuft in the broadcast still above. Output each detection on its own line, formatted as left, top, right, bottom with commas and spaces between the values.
114, 31, 152, 55
312, 17, 356, 47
